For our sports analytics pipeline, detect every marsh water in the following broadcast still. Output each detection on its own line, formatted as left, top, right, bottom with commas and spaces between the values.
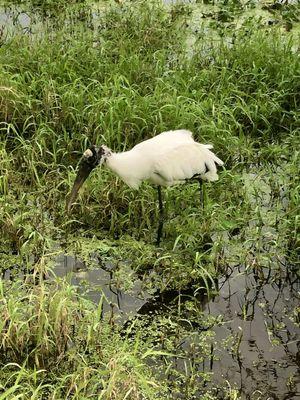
52, 253, 300, 399
50, 151, 300, 400
1, 1, 300, 399
203, 266, 299, 399
54, 254, 151, 318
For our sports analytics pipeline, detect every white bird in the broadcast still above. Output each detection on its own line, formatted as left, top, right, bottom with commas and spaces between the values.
67, 129, 224, 244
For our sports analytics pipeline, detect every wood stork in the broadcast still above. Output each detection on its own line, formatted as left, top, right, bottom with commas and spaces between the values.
67, 129, 223, 245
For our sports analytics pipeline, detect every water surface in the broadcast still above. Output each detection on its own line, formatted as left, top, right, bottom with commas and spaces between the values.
53, 253, 300, 399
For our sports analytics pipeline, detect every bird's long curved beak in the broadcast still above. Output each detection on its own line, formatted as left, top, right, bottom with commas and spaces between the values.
66, 166, 92, 213
66, 146, 101, 213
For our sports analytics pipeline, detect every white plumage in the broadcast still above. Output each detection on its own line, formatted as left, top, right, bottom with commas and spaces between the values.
104, 130, 223, 188
67, 129, 224, 244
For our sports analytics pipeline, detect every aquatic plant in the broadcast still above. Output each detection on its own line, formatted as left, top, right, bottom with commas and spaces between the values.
0, 0, 299, 398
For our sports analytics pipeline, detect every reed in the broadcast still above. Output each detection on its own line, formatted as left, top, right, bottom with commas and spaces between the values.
0, 0, 299, 398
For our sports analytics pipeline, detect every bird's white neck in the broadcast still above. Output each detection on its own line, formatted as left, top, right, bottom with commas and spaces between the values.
105, 150, 145, 189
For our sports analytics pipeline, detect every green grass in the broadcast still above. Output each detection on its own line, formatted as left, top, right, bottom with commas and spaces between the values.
0, 279, 167, 399
0, 0, 299, 398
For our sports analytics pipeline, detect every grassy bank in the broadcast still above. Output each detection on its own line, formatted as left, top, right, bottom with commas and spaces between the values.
0, 0, 299, 398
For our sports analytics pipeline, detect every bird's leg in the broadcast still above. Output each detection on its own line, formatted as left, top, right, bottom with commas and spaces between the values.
156, 186, 164, 246
198, 179, 204, 209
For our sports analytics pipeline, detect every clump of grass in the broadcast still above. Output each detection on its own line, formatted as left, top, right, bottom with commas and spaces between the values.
0, 0, 298, 286
0, 278, 166, 399
0, 273, 221, 399
0, 0, 298, 278
0, 0, 299, 397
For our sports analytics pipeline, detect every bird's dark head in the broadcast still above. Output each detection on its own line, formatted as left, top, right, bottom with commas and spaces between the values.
66, 145, 111, 212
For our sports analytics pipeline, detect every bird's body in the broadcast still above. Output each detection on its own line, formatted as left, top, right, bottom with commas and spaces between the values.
105, 130, 223, 189
67, 129, 224, 245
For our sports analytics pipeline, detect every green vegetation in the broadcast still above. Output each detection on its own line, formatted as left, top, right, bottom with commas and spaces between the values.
0, 0, 299, 398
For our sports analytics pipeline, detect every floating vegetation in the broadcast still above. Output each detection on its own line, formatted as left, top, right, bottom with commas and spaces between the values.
0, 0, 299, 398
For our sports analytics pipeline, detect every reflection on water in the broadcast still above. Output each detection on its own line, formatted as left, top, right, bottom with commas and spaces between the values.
53, 253, 300, 399
54, 254, 150, 319
0, 9, 31, 32
202, 265, 300, 399
1, 0, 299, 397
1, 0, 300, 41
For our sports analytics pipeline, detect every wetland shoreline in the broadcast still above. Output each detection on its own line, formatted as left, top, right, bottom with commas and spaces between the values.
1, 0, 299, 398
